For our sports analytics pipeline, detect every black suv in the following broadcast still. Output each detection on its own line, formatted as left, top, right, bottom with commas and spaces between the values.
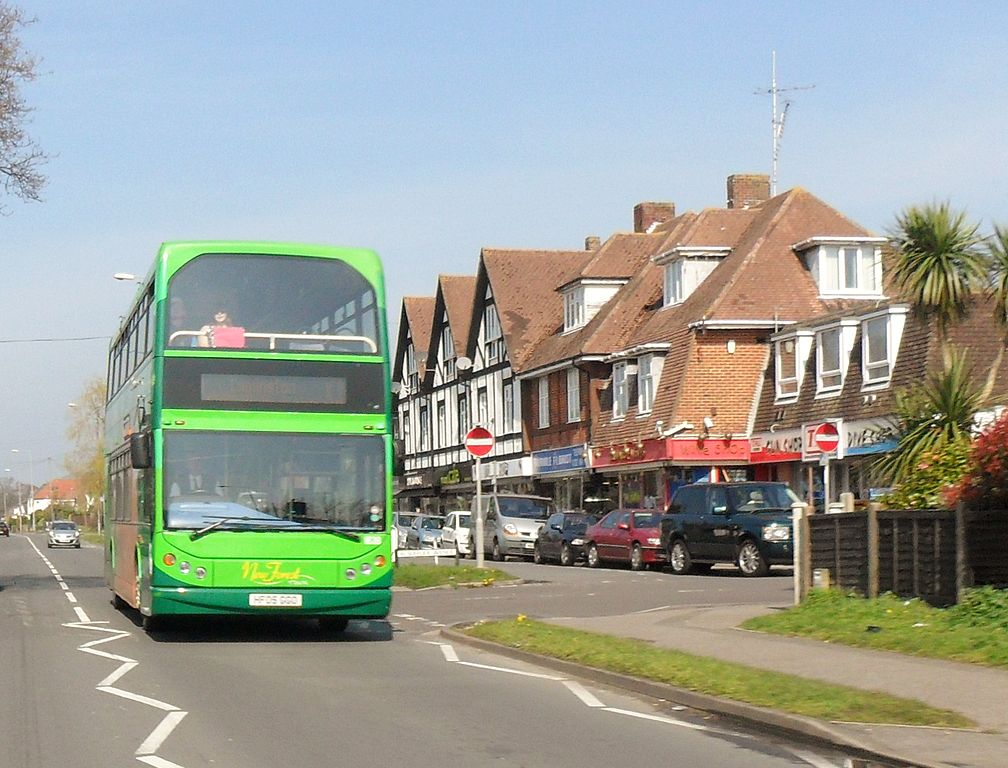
660, 482, 800, 577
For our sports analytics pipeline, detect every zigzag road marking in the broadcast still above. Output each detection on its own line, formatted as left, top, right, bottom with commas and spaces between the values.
22, 534, 192, 768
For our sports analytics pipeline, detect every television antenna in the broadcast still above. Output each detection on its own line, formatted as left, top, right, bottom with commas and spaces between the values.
754, 51, 815, 195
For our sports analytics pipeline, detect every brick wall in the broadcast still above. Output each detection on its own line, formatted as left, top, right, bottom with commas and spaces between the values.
524, 368, 591, 451
633, 202, 676, 233
726, 174, 771, 209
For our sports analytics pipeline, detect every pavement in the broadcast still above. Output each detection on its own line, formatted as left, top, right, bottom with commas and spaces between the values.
444, 601, 1008, 768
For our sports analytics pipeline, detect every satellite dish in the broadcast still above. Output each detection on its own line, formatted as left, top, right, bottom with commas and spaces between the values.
390, 382, 403, 395
456, 356, 473, 371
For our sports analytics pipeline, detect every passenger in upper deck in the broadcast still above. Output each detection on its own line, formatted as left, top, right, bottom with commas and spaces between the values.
198, 308, 246, 348
168, 298, 196, 347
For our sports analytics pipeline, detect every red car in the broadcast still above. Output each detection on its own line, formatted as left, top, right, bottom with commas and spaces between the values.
583, 509, 666, 570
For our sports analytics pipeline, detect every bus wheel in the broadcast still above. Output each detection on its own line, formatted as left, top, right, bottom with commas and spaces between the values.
319, 616, 349, 634
142, 613, 163, 632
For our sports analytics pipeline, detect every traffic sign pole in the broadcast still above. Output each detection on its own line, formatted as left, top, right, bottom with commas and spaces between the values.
474, 456, 484, 569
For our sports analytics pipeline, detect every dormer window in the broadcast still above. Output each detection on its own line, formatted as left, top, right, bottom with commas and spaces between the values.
861, 307, 908, 388
814, 320, 858, 396
563, 286, 585, 332
654, 246, 730, 307
794, 237, 886, 298
613, 362, 628, 419
773, 331, 813, 402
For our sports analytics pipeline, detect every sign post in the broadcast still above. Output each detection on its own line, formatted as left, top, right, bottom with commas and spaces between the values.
812, 422, 840, 512
464, 426, 495, 569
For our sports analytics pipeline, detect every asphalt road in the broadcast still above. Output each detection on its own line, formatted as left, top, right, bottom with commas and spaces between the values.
1, 534, 854, 768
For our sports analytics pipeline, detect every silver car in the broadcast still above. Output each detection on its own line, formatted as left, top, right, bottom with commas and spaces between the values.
48, 520, 81, 549
405, 515, 446, 549
473, 494, 553, 561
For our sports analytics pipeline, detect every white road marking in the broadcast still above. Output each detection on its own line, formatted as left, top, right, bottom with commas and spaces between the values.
97, 685, 181, 712
66, 592, 78, 603
136, 756, 187, 768
603, 706, 710, 731
99, 661, 139, 687
457, 661, 565, 680
136, 711, 189, 755
562, 680, 605, 707
787, 750, 842, 768
438, 644, 459, 662
73, 606, 91, 622
633, 605, 672, 614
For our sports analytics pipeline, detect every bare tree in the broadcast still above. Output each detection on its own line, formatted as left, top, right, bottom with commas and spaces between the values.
0, 3, 45, 207
65, 377, 105, 529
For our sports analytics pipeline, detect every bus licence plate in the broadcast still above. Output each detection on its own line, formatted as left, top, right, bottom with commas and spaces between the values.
249, 593, 302, 607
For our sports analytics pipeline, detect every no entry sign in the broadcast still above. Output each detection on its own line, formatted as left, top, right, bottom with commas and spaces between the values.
812, 422, 840, 453
464, 426, 495, 458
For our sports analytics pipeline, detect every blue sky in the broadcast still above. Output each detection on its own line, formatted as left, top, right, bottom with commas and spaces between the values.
2, 1, 1006, 484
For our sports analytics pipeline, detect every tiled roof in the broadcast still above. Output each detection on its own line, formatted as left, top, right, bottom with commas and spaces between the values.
481, 248, 593, 372
35, 478, 82, 501
403, 296, 436, 354
439, 275, 477, 358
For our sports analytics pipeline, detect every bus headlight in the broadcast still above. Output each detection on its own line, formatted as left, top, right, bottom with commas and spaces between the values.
361, 563, 372, 576
345, 568, 357, 580
179, 561, 191, 575
194, 567, 207, 579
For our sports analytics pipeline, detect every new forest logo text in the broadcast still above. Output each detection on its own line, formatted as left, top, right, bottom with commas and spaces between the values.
241, 561, 315, 585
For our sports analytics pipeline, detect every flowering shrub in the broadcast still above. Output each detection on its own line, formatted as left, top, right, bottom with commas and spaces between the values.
883, 438, 973, 509
952, 410, 1008, 508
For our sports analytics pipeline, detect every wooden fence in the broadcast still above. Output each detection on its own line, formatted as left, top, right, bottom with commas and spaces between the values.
804, 506, 1008, 606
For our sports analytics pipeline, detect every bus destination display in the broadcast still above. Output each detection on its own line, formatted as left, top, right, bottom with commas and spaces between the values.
201, 374, 347, 405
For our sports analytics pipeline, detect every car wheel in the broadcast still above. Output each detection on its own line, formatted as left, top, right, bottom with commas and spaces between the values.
492, 538, 504, 562
737, 539, 769, 577
75, 543, 81, 548
560, 543, 573, 567
533, 542, 543, 565
586, 543, 600, 568
629, 543, 644, 571
669, 539, 692, 575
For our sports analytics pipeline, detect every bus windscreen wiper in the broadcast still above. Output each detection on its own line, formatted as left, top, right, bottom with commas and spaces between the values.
190, 516, 266, 540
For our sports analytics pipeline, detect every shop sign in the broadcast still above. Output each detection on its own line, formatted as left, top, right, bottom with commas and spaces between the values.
476, 456, 534, 481
748, 426, 804, 464
590, 438, 667, 469
666, 437, 750, 463
404, 470, 434, 489
844, 418, 897, 456
532, 445, 588, 475
437, 465, 472, 487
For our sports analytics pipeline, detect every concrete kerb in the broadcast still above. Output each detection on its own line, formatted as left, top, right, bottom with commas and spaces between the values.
441, 624, 944, 768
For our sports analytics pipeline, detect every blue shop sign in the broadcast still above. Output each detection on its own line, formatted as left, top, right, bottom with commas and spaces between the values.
532, 445, 587, 475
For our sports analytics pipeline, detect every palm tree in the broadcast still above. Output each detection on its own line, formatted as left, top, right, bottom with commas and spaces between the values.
888, 202, 988, 343
875, 348, 982, 488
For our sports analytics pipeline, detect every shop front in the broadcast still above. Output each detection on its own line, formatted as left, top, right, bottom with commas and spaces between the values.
436, 463, 475, 512
398, 468, 437, 514
475, 456, 536, 495
532, 444, 590, 511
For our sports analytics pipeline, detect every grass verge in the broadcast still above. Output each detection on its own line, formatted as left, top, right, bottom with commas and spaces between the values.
465, 617, 972, 727
742, 589, 1008, 668
394, 563, 514, 589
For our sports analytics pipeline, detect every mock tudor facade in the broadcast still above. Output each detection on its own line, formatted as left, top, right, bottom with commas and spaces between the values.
392, 173, 989, 515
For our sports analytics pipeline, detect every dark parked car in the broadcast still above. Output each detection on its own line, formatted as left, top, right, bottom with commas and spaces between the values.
583, 509, 666, 570
660, 482, 801, 577
0, 519, 9, 536
533, 511, 598, 566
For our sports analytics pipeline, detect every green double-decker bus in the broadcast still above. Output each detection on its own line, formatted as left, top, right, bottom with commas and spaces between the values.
104, 242, 393, 632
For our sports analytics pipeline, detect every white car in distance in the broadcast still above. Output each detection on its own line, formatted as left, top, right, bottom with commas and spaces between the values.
441, 511, 471, 556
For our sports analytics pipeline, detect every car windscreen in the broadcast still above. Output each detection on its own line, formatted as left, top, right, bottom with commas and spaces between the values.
496, 497, 552, 519
52, 523, 77, 531
454, 515, 471, 528
728, 484, 801, 511
419, 518, 444, 529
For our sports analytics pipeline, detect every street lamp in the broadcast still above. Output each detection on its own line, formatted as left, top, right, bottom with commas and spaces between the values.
10, 449, 34, 531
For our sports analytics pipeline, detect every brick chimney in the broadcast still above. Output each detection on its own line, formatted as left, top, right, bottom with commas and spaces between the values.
726, 174, 771, 209
585, 235, 601, 251
633, 202, 676, 233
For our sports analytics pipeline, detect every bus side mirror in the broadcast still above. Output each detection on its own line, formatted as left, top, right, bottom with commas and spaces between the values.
129, 432, 151, 469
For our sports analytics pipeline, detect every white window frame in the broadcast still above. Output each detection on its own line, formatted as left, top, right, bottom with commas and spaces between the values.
816, 328, 843, 393
862, 315, 891, 385
563, 287, 586, 332
775, 338, 800, 399
566, 367, 580, 423
484, 304, 502, 363
406, 343, 419, 390
613, 362, 628, 419
419, 404, 430, 450
441, 320, 455, 378
503, 381, 514, 432
477, 386, 489, 426
663, 261, 683, 307
436, 400, 446, 447
810, 243, 883, 297
637, 355, 655, 414
538, 376, 550, 429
